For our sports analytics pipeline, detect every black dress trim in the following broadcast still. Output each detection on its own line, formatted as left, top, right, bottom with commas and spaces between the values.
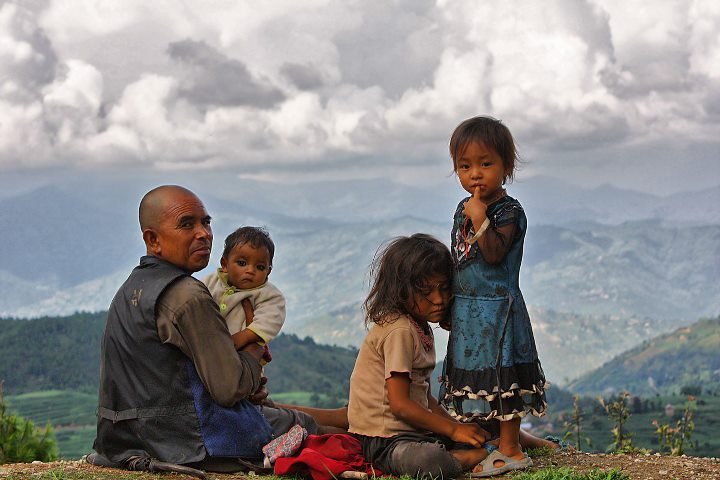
442, 362, 548, 421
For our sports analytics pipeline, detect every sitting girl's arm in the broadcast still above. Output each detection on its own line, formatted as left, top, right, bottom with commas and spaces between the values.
386, 373, 488, 447
427, 390, 457, 422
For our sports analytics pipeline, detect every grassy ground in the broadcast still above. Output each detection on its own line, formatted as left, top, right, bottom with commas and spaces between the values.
2, 450, 719, 479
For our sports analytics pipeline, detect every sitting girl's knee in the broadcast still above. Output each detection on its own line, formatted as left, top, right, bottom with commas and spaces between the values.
390, 442, 462, 478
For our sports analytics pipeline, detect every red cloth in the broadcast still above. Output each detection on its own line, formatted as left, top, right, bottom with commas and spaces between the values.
274, 433, 382, 480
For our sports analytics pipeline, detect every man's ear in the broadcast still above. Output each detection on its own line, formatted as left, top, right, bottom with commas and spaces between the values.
143, 229, 161, 256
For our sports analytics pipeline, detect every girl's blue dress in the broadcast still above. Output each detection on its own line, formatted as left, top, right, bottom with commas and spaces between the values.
442, 194, 547, 421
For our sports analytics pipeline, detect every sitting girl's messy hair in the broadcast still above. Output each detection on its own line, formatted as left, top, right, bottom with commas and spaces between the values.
363, 233, 453, 326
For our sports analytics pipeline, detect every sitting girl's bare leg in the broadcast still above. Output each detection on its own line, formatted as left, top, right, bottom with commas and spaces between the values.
273, 403, 349, 431
519, 429, 555, 449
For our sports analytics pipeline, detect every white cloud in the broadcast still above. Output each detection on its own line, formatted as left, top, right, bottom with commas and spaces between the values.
0, 98, 48, 165
688, 1, 720, 78
0, 0, 717, 194
43, 60, 103, 111
40, 0, 182, 42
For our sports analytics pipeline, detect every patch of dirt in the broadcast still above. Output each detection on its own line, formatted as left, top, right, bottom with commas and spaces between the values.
1, 452, 719, 479
532, 451, 720, 480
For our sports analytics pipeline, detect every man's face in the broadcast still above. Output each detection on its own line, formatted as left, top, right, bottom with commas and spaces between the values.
148, 191, 213, 272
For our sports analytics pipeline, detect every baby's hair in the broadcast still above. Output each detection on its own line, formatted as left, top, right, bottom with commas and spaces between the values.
363, 233, 453, 327
449, 115, 518, 184
222, 226, 275, 263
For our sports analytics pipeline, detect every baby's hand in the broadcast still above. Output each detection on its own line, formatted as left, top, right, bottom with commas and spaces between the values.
241, 342, 265, 362
463, 186, 488, 229
450, 422, 490, 448
261, 344, 272, 364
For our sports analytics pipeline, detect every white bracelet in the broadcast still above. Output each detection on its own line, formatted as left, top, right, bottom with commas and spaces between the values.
467, 218, 490, 244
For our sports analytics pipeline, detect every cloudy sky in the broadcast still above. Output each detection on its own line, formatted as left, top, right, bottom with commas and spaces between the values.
1, 0, 718, 195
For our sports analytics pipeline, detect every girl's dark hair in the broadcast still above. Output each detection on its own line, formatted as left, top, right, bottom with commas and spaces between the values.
363, 233, 453, 326
449, 115, 518, 183
222, 226, 275, 263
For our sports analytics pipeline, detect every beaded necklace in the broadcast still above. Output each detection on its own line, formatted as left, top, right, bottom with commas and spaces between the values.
408, 317, 434, 352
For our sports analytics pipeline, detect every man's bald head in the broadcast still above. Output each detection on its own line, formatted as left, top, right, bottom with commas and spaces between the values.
139, 185, 213, 272
139, 185, 198, 231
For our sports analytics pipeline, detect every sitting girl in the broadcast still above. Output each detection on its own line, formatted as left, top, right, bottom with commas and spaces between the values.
347, 233, 492, 479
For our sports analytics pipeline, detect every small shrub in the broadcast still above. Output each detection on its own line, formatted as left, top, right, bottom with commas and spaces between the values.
0, 382, 59, 464
563, 394, 591, 451
598, 391, 634, 453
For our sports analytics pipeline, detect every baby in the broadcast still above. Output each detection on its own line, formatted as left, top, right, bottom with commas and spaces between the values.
203, 226, 285, 358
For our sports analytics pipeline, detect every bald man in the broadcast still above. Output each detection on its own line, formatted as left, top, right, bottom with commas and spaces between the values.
90, 186, 319, 476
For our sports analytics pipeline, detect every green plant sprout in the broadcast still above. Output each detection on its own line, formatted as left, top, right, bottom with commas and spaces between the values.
598, 391, 635, 453
652, 395, 697, 456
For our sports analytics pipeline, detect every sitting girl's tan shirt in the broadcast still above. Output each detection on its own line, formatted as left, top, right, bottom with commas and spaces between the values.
347, 314, 436, 437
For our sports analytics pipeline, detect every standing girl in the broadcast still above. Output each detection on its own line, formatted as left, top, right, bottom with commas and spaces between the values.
442, 116, 547, 476
348, 234, 493, 479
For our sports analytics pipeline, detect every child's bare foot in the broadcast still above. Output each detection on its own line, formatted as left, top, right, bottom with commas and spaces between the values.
451, 447, 489, 471
544, 435, 576, 451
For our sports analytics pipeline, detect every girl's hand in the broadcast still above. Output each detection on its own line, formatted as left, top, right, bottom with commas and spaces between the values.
463, 186, 488, 231
449, 422, 490, 447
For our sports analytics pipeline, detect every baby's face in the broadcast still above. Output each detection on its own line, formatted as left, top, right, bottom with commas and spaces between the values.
221, 243, 271, 290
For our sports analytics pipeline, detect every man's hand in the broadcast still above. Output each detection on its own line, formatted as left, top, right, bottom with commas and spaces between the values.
249, 376, 269, 404
449, 422, 490, 448
463, 186, 488, 232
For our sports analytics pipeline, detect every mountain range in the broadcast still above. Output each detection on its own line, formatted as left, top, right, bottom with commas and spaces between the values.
1, 175, 718, 384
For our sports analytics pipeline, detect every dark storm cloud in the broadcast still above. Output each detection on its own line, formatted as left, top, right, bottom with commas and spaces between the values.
279, 62, 325, 90
167, 39, 285, 108
604, 48, 694, 98
334, 0, 442, 98
2, 2, 58, 100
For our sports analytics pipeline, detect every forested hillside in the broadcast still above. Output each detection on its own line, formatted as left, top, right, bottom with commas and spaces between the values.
0, 312, 105, 394
568, 317, 720, 396
0, 313, 356, 396
263, 334, 356, 405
